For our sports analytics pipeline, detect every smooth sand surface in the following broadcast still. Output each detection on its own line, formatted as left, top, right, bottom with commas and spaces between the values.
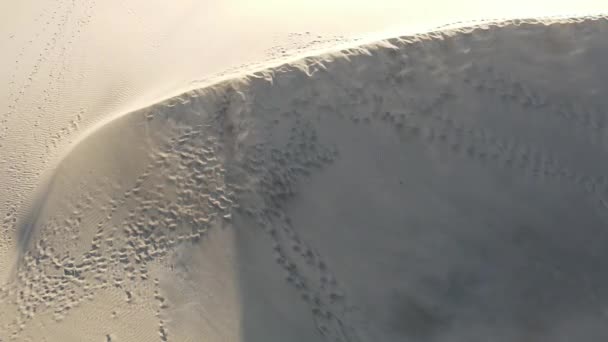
2, 2, 608, 342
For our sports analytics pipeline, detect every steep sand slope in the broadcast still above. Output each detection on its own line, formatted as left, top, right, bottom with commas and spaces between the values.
3, 15, 608, 342
1, 1, 606, 284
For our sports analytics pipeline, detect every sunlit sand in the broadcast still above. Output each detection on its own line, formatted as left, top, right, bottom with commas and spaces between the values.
2, 2, 608, 341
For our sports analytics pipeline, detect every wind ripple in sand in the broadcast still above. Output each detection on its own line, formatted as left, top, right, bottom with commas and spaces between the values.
2, 15, 608, 342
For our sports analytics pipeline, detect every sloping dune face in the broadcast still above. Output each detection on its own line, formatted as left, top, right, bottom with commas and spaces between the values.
3, 16, 608, 342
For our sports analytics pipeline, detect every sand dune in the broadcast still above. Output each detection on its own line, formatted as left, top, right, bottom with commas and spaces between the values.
3, 6, 608, 342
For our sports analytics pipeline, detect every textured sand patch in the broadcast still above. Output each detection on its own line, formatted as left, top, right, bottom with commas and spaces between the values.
2, 8, 608, 342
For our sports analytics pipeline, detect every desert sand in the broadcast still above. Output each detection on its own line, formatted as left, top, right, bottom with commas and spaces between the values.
2, 2, 608, 342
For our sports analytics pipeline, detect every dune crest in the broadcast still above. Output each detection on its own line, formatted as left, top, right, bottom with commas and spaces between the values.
2, 15, 608, 341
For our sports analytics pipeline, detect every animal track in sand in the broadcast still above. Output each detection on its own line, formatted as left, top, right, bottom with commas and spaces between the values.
3, 14, 608, 342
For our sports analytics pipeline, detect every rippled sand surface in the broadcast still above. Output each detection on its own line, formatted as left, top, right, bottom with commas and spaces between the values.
2, 2, 608, 341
